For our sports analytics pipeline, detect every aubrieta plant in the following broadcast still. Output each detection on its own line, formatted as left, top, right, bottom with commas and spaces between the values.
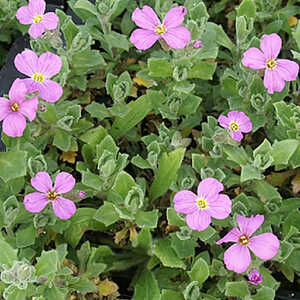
0, 0, 299, 299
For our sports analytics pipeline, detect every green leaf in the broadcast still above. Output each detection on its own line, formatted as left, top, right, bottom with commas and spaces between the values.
85, 102, 110, 120
150, 148, 185, 201
133, 270, 160, 300
223, 144, 249, 165
16, 224, 36, 248
187, 257, 209, 285
253, 180, 282, 201
191, 153, 206, 174
171, 234, 197, 258
94, 202, 119, 226
82, 170, 102, 191
252, 287, 275, 300
0, 235, 18, 267
167, 207, 186, 227
271, 139, 299, 165
35, 250, 58, 277
79, 125, 107, 146
241, 164, 263, 182
237, 0, 256, 19
136, 210, 159, 228
69, 278, 97, 294
105, 31, 129, 51
111, 171, 135, 198
111, 95, 153, 138
290, 145, 300, 168
225, 281, 249, 297
132, 228, 152, 252
74, 0, 97, 15
53, 129, 71, 151
72, 50, 105, 75
0, 150, 27, 182
187, 61, 217, 80
148, 58, 173, 78
153, 238, 186, 269
160, 289, 183, 300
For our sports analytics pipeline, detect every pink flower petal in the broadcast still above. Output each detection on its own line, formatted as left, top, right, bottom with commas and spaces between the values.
28, 23, 45, 39
8, 79, 27, 102
174, 190, 198, 214
54, 172, 75, 194
42, 12, 59, 30
132, 6, 160, 30
20, 78, 39, 93
37, 52, 62, 78
237, 114, 252, 133
218, 115, 230, 129
276, 59, 299, 82
37, 80, 63, 102
24, 192, 49, 213
163, 6, 187, 29
264, 69, 285, 94
207, 194, 232, 219
14, 50, 38, 77
227, 110, 240, 122
224, 243, 251, 273
28, 0, 45, 15
31, 172, 52, 193
0, 97, 11, 122
163, 26, 190, 49
260, 33, 282, 59
3, 113, 26, 137
231, 131, 243, 142
16, 6, 33, 25
51, 197, 76, 219
237, 215, 264, 236
216, 227, 241, 244
242, 47, 266, 70
186, 210, 211, 231
19, 96, 38, 121
197, 178, 224, 202
249, 233, 279, 260
130, 28, 160, 50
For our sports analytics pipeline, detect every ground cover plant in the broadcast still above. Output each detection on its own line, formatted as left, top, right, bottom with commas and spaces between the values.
0, 0, 299, 299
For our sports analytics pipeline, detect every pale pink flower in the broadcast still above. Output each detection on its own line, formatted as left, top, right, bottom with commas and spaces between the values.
218, 110, 252, 142
14, 50, 62, 103
248, 269, 262, 285
130, 5, 190, 50
242, 33, 299, 94
24, 172, 76, 219
0, 79, 38, 137
216, 215, 280, 274
16, 0, 59, 39
193, 40, 202, 49
174, 178, 232, 231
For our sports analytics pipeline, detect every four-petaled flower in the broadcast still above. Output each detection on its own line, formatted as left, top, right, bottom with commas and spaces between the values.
130, 5, 190, 50
242, 33, 299, 94
14, 50, 62, 102
216, 215, 279, 273
16, 0, 59, 39
218, 110, 252, 142
0, 79, 38, 137
248, 269, 263, 285
174, 178, 232, 231
24, 172, 77, 219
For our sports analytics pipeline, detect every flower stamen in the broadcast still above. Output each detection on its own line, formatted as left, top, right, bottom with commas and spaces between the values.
155, 24, 166, 35
32, 72, 44, 83
239, 234, 250, 245
196, 198, 209, 210
229, 121, 239, 132
266, 58, 277, 70
33, 14, 43, 24
47, 190, 58, 201
11, 102, 20, 112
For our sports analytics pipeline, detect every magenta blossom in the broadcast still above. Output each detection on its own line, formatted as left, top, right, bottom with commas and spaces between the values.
242, 33, 299, 94
16, 0, 59, 39
218, 110, 252, 142
174, 178, 232, 231
216, 215, 279, 274
0, 79, 38, 137
14, 50, 62, 102
24, 172, 76, 219
248, 269, 262, 285
193, 40, 202, 49
77, 191, 86, 198
130, 5, 190, 50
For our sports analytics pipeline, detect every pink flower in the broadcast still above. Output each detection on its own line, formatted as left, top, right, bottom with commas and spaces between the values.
16, 0, 59, 39
14, 50, 62, 103
0, 79, 38, 137
77, 191, 86, 198
174, 178, 232, 231
216, 215, 280, 274
242, 33, 299, 94
130, 5, 190, 50
193, 40, 202, 49
24, 172, 77, 219
218, 110, 252, 142
248, 269, 262, 285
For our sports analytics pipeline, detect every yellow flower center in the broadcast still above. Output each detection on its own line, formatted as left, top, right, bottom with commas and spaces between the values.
47, 190, 58, 201
229, 121, 239, 132
155, 24, 166, 35
33, 14, 43, 24
11, 102, 20, 112
32, 72, 44, 83
266, 58, 277, 70
238, 234, 250, 245
196, 198, 208, 210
